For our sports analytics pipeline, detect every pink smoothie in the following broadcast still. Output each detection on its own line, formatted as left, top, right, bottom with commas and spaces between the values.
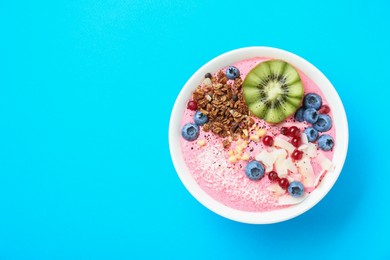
180, 57, 336, 212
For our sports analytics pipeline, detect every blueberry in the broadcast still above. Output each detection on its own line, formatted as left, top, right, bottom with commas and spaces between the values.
303, 93, 322, 110
304, 127, 319, 142
226, 66, 240, 79
288, 181, 305, 197
318, 134, 334, 151
194, 111, 208, 125
313, 114, 332, 132
294, 107, 305, 122
303, 108, 319, 124
245, 161, 264, 181
181, 123, 199, 141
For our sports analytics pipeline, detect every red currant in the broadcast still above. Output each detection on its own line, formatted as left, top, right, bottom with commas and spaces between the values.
187, 100, 198, 111
291, 149, 304, 160
287, 126, 300, 138
318, 104, 330, 114
262, 135, 274, 146
268, 171, 279, 181
280, 127, 288, 135
291, 137, 301, 148
278, 178, 289, 190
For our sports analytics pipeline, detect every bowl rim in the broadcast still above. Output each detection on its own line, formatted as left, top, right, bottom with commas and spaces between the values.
169, 46, 349, 224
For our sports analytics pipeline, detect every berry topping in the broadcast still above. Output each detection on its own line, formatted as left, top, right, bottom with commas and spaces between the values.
187, 100, 198, 111
278, 178, 289, 190
294, 107, 305, 122
204, 72, 212, 79
245, 161, 265, 181
194, 111, 209, 126
232, 94, 238, 102
225, 66, 240, 79
291, 137, 301, 148
303, 93, 322, 110
318, 104, 330, 114
288, 181, 305, 197
291, 149, 304, 160
262, 135, 274, 146
318, 134, 334, 151
303, 108, 319, 124
280, 127, 289, 136
304, 127, 319, 142
181, 123, 200, 141
268, 171, 279, 181
313, 114, 332, 132
287, 126, 300, 138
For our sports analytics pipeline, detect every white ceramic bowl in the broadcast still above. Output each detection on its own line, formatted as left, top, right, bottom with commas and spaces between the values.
169, 47, 348, 224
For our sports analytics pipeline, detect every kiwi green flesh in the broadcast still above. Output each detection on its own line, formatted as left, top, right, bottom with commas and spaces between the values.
243, 60, 304, 124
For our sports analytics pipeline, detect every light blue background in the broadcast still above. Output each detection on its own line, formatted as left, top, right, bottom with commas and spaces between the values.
1, 0, 389, 259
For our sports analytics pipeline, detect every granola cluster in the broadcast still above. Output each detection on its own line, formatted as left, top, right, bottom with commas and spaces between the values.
192, 70, 255, 148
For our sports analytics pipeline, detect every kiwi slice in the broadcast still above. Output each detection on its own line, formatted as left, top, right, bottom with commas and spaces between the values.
243, 60, 304, 124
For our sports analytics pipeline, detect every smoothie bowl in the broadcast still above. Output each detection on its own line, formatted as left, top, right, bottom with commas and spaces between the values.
169, 47, 348, 224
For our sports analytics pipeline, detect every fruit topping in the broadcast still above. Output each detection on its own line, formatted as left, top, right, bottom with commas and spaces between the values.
245, 161, 265, 180
291, 136, 301, 147
313, 114, 332, 132
280, 127, 289, 135
181, 123, 200, 141
262, 135, 274, 146
187, 100, 198, 111
225, 66, 240, 79
318, 104, 330, 114
303, 107, 319, 124
278, 178, 289, 190
303, 93, 322, 110
288, 181, 305, 197
243, 60, 304, 124
318, 134, 334, 151
291, 149, 304, 161
194, 111, 209, 126
268, 171, 279, 181
304, 127, 319, 142
294, 107, 305, 122
287, 126, 300, 138
204, 72, 212, 79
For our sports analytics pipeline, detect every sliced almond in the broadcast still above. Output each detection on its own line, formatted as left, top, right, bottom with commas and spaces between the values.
296, 156, 315, 187
271, 149, 287, 160
255, 150, 276, 169
285, 157, 298, 173
301, 132, 309, 145
274, 136, 295, 153
306, 143, 317, 158
275, 158, 288, 177
317, 153, 335, 172
267, 183, 286, 196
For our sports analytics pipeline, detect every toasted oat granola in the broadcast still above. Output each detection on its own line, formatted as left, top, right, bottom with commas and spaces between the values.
192, 70, 255, 148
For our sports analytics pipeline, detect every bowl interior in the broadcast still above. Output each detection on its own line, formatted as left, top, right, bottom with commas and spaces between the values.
169, 47, 348, 224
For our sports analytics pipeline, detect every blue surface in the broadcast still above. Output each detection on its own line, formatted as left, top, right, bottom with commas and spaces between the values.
1, 0, 389, 259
